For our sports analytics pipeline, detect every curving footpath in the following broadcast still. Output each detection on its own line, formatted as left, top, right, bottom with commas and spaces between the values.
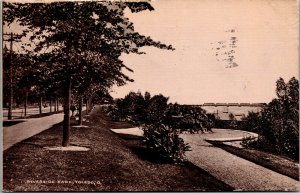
181, 129, 299, 191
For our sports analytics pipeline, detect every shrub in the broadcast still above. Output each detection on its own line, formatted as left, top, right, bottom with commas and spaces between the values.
142, 123, 191, 163
228, 113, 238, 129
143, 94, 169, 124
240, 136, 255, 148
241, 135, 282, 154
165, 104, 214, 133
240, 111, 263, 132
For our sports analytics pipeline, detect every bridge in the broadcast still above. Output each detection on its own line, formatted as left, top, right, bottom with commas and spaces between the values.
183, 103, 266, 121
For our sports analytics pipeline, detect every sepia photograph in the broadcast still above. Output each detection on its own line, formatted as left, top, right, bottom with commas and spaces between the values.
2, 0, 299, 191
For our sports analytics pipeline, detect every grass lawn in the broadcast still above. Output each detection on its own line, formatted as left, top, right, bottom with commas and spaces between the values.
3, 106, 233, 192
209, 141, 299, 180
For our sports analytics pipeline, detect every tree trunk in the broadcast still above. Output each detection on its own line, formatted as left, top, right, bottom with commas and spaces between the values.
54, 98, 57, 112
62, 79, 72, 147
24, 91, 28, 117
39, 97, 43, 114
86, 98, 89, 114
78, 96, 83, 125
57, 99, 59, 111
50, 98, 52, 113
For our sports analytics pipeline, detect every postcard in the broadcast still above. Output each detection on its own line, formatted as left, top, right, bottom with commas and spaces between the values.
2, 0, 299, 191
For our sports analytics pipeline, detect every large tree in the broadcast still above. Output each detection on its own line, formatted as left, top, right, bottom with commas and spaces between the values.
3, 1, 174, 146
241, 77, 299, 159
3, 50, 34, 115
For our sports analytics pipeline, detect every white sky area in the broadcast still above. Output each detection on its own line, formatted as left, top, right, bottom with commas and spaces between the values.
3, 0, 298, 104
112, 0, 299, 104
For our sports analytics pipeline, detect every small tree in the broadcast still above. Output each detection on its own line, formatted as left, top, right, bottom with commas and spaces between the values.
144, 94, 169, 124
240, 111, 263, 132
228, 113, 238, 129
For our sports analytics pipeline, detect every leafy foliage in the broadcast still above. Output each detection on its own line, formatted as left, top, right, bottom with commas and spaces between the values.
104, 91, 218, 163
240, 77, 299, 160
106, 92, 215, 133
142, 123, 190, 163
240, 111, 263, 132
3, 2, 174, 146
3, 1, 174, 103
105, 92, 209, 163
165, 104, 214, 133
228, 113, 238, 129
3, 2, 174, 95
106, 91, 169, 125
3, 51, 38, 107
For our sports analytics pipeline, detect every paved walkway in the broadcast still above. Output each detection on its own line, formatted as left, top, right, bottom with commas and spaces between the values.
181, 129, 299, 191
3, 113, 64, 151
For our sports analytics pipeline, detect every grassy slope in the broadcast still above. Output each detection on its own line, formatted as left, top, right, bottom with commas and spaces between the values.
3, 106, 233, 192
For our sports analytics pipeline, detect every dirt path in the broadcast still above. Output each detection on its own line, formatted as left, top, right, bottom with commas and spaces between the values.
181, 129, 299, 191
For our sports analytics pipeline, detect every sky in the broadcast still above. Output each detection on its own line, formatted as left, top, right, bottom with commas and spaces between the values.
3, 0, 298, 104
111, 0, 299, 104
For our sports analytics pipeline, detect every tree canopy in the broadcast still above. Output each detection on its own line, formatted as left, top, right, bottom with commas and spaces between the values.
3, 1, 174, 146
241, 77, 299, 159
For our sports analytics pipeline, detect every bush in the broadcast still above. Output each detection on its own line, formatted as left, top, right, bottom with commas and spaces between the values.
142, 123, 191, 163
143, 94, 169, 124
178, 115, 203, 133
240, 111, 263, 132
165, 104, 215, 133
241, 135, 283, 154
214, 119, 243, 129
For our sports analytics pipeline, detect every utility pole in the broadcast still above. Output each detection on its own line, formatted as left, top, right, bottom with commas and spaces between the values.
3, 33, 21, 120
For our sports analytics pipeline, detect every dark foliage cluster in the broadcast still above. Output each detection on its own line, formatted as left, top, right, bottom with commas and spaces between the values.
104, 91, 216, 163
105, 91, 167, 125
3, 1, 174, 146
143, 123, 191, 163
240, 77, 299, 160
105, 91, 215, 133
3, 1, 174, 98
104, 91, 190, 163
165, 104, 215, 133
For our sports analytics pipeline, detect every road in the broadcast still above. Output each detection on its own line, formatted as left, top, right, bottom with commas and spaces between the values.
2, 105, 63, 121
